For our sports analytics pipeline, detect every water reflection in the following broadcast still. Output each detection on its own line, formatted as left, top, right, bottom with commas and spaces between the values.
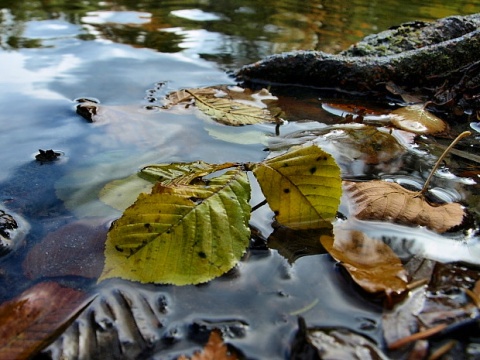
1, 0, 479, 66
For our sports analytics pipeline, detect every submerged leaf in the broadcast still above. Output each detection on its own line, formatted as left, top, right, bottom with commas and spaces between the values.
43, 281, 170, 359
344, 180, 464, 233
252, 145, 342, 229
0, 282, 91, 359
291, 318, 389, 360
320, 227, 408, 299
178, 329, 240, 360
100, 173, 155, 211
390, 104, 447, 134
100, 168, 251, 285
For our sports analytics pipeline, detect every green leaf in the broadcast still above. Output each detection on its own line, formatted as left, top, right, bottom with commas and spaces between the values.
188, 90, 276, 126
141, 161, 237, 186
251, 145, 342, 229
99, 168, 251, 285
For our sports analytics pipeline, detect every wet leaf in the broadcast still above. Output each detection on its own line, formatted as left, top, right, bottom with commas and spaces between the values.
163, 87, 279, 126
0, 282, 92, 359
178, 329, 239, 360
23, 218, 108, 280
191, 92, 276, 126
291, 318, 389, 360
141, 161, 237, 186
383, 286, 427, 351
164, 88, 216, 107
43, 280, 169, 359
252, 145, 342, 229
390, 104, 447, 134
100, 168, 251, 285
344, 180, 464, 233
320, 227, 408, 299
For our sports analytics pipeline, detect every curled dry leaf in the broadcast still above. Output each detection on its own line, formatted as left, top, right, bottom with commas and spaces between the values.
320, 227, 408, 300
344, 180, 464, 233
390, 104, 447, 134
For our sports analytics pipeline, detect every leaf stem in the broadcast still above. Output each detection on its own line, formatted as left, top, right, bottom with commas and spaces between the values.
420, 131, 471, 195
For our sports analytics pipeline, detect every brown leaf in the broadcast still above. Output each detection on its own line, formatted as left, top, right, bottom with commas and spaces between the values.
320, 227, 408, 300
178, 329, 239, 360
344, 180, 464, 233
390, 104, 447, 134
0, 282, 92, 359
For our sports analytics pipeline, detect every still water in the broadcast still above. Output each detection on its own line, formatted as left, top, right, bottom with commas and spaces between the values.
1, 0, 479, 358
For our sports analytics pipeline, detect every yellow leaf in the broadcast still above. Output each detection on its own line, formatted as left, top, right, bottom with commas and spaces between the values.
99, 169, 251, 285
252, 145, 342, 229
344, 180, 464, 233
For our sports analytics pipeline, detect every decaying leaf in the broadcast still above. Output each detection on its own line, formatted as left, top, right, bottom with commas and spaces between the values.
390, 104, 447, 134
0, 282, 92, 359
251, 144, 342, 229
178, 329, 239, 360
291, 318, 389, 360
165, 88, 216, 106
344, 180, 464, 233
141, 161, 237, 186
100, 168, 251, 285
320, 227, 408, 299
163, 86, 279, 126
191, 92, 275, 126
43, 281, 169, 359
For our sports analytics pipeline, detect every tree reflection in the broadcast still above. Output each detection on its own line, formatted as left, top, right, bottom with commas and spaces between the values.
0, 0, 478, 67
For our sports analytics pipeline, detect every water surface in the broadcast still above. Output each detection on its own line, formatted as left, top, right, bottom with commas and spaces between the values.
1, 0, 479, 358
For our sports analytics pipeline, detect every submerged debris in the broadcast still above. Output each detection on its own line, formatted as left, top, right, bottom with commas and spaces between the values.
35, 149, 61, 163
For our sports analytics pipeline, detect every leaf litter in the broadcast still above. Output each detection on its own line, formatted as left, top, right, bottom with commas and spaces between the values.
4, 78, 480, 359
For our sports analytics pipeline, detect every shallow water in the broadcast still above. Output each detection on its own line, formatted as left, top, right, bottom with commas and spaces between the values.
1, 0, 480, 358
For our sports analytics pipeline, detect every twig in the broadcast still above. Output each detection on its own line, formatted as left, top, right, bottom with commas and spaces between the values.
420, 131, 471, 195
388, 323, 448, 350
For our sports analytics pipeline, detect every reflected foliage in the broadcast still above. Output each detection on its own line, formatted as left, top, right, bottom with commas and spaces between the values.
0, 0, 478, 65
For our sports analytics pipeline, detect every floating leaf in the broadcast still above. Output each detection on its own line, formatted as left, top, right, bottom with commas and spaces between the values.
100, 168, 251, 285
344, 180, 464, 233
188, 91, 275, 126
320, 227, 408, 299
0, 282, 92, 359
141, 161, 237, 186
251, 145, 342, 229
390, 104, 447, 134
178, 329, 240, 360
164, 88, 216, 107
